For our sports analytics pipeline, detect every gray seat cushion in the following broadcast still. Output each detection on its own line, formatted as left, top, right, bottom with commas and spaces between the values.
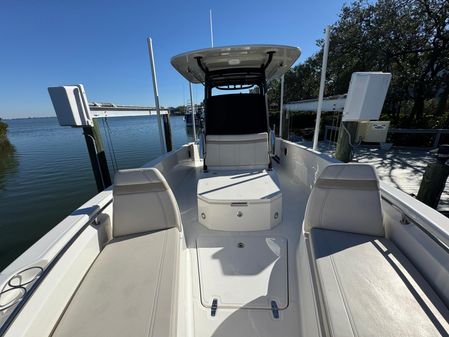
311, 228, 449, 337
52, 227, 179, 337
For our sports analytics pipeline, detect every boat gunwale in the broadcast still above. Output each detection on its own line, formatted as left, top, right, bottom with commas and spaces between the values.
276, 138, 449, 252
0, 144, 195, 335
2, 140, 449, 336
0, 198, 113, 336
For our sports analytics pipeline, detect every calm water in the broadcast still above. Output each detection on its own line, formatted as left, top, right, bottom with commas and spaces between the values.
0, 116, 193, 270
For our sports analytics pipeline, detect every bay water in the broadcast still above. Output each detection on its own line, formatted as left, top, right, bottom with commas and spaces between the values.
0, 115, 193, 270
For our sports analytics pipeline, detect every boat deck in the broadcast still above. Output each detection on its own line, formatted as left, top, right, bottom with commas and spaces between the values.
172, 162, 309, 337
13, 145, 449, 337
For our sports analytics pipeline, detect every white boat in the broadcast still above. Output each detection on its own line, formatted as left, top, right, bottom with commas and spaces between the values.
1, 44, 449, 337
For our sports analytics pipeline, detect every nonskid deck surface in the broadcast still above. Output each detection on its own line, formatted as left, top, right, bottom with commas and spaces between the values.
172, 164, 309, 337
196, 235, 288, 310
7, 148, 449, 337
197, 169, 281, 201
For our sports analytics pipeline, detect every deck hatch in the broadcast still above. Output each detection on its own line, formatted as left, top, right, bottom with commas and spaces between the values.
196, 235, 288, 310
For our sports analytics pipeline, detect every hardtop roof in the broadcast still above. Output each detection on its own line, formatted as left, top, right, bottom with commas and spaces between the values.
171, 44, 301, 84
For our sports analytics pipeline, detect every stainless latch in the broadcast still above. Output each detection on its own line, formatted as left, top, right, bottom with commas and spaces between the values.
211, 298, 218, 317
271, 300, 279, 319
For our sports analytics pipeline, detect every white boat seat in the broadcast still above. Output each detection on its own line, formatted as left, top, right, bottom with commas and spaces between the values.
304, 163, 449, 336
197, 169, 282, 231
205, 132, 270, 170
51, 228, 179, 337
52, 168, 181, 337
311, 228, 449, 337
304, 163, 384, 236
113, 167, 181, 236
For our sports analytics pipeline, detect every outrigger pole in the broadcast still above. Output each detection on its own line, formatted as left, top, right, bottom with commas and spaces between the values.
312, 26, 330, 151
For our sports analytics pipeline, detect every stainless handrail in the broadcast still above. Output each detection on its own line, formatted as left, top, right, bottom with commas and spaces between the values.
380, 182, 449, 254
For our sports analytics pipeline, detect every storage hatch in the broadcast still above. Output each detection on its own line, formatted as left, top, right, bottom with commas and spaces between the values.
196, 235, 288, 310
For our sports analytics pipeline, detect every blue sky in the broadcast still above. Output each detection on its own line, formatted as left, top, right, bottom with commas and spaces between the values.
0, 0, 348, 118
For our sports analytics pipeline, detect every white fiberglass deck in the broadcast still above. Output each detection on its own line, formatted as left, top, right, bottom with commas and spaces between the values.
4, 143, 449, 337
197, 169, 281, 201
197, 235, 288, 310
171, 162, 309, 337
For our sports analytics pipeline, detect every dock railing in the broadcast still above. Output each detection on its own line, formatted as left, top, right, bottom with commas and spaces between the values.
324, 125, 449, 148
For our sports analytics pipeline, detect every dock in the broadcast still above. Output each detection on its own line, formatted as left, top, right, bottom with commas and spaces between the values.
308, 142, 449, 212
89, 103, 169, 118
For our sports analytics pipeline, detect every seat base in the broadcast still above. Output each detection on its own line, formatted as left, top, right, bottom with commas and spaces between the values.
197, 169, 282, 231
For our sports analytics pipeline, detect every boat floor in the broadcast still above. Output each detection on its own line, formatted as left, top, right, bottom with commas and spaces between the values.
171, 162, 308, 337
196, 235, 288, 310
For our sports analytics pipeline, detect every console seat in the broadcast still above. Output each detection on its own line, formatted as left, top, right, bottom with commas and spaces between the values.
52, 168, 181, 337
199, 131, 282, 231
304, 164, 449, 337
205, 132, 270, 170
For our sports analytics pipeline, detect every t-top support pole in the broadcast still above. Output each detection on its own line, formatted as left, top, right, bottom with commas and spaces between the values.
279, 74, 285, 138
189, 82, 198, 142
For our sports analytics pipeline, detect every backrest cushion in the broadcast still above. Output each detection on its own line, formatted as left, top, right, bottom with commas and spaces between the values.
113, 168, 181, 237
205, 132, 269, 170
304, 163, 384, 236
205, 94, 268, 135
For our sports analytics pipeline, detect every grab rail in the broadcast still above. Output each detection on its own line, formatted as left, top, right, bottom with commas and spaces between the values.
380, 181, 449, 254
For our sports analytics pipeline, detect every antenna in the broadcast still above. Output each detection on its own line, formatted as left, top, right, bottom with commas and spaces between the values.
209, 9, 214, 47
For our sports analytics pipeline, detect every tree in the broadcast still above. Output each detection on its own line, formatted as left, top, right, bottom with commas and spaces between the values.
276, 0, 449, 128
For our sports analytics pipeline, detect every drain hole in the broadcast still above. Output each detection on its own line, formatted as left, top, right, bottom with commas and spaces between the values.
237, 242, 245, 248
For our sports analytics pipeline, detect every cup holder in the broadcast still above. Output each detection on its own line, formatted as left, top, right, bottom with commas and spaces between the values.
8, 266, 43, 287
0, 287, 26, 310
0, 266, 43, 311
